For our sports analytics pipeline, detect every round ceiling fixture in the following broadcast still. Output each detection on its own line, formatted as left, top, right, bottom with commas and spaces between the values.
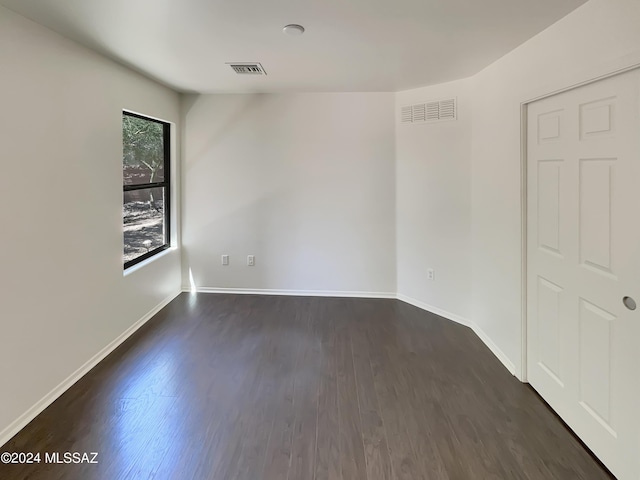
283, 24, 305, 36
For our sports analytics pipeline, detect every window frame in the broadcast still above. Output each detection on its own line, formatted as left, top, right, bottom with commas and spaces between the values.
123, 111, 171, 270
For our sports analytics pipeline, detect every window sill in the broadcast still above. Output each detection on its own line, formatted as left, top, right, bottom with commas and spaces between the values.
123, 246, 176, 277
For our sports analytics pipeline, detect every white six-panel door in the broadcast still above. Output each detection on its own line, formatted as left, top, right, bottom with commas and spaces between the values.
527, 69, 640, 480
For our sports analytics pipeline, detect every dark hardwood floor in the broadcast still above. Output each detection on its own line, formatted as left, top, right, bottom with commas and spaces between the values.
0, 294, 613, 479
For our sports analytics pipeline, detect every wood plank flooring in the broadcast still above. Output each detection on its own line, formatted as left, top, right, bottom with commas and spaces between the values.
0, 294, 613, 479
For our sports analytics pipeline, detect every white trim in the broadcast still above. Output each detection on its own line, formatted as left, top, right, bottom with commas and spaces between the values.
186, 288, 516, 375
0, 285, 518, 449
471, 322, 517, 376
0, 289, 182, 449
396, 293, 471, 327
519, 101, 529, 383
519, 53, 640, 385
182, 286, 396, 299
521, 51, 640, 105
122, 108, 172, 126
123, 247, 176, 276
397, 294, 516, 376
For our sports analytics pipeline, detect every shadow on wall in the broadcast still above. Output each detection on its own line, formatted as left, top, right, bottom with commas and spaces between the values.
180, 92, 395, 292
181, 93, 271, 173
182, 187, 299, 291
182, 183, 362, 291
181, 93, 273, 290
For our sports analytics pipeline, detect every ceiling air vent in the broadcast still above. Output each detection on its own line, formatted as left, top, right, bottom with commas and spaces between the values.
400, 97, 457, 124
228, 63, 267, 75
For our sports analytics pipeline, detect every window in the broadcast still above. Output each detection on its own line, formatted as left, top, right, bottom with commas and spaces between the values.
122, 111, 170, 269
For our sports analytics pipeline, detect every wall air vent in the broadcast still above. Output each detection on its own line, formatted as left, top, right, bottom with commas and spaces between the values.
228, 63, 267, 75
400, 97, 457, 124
401, 105, 413, 123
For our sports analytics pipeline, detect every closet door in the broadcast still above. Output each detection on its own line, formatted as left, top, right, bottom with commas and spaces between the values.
527, 68, 640, 480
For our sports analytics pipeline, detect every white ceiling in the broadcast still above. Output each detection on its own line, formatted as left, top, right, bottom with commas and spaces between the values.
0, 0, 587, 93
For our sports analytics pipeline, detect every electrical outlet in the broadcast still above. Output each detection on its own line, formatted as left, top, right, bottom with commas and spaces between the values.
247, 255, 255, 266
427, 268, 435, 280
221, 255, 229, 265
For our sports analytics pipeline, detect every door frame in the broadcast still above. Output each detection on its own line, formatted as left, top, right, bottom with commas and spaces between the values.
519, 51, 640, 382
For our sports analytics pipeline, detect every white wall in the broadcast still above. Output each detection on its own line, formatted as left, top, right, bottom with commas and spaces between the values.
181, 93, 396, 295
395, 78, 472, 321
3, 0, 638, 446
0, 6, 182, 441
470, 0, 640, 377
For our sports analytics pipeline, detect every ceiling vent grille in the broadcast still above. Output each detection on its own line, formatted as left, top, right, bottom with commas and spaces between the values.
228, 63, 266, 75
400, 97, 457, 124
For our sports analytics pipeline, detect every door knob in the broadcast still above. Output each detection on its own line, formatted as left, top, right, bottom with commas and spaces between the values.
622, 296, 636, 311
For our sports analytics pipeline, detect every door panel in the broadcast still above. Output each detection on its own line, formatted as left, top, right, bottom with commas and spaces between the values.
527, 69, 640, 480
578, 298, 616, 436
580, 97, 616, 140
536, 276, 563, 384
578, 158, 615, 275
537, 160, 562, 256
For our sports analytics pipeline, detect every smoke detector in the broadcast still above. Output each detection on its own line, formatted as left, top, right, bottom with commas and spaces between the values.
227, 63, 266, 75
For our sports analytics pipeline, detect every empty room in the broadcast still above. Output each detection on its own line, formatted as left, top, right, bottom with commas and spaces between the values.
1, 0, 639, 478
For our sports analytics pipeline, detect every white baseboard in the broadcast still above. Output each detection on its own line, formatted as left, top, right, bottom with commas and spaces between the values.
0, 289, 182, 449
1, 287, 516, 448
471, 322, 516, 376
396, 293, 516, 376
396, 293, 471, 327
182, 287, 397, 299
187, 288, 515, 376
